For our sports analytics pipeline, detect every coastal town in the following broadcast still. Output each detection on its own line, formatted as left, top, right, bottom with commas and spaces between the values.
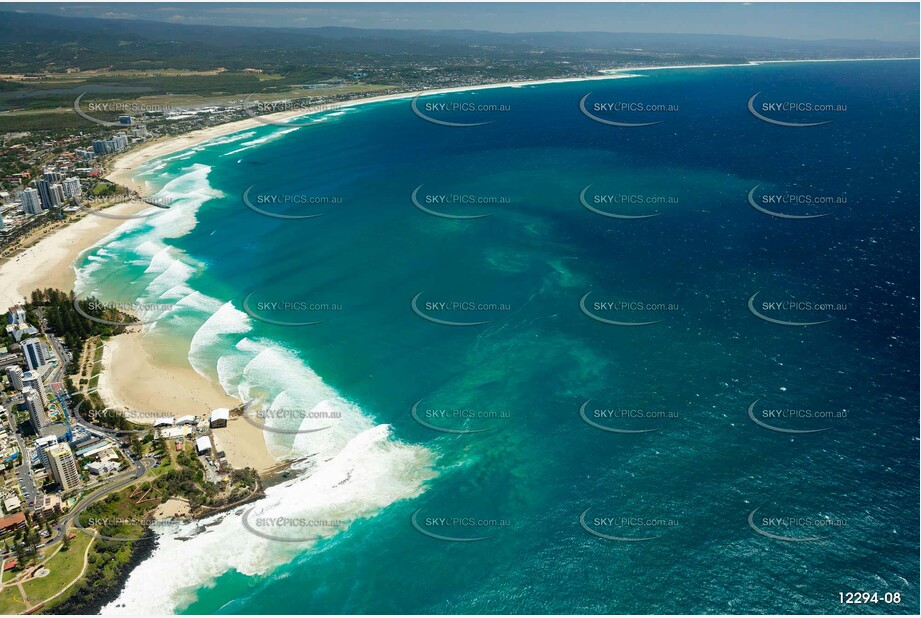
0, 292, 261, 613
0, 3, 915, 615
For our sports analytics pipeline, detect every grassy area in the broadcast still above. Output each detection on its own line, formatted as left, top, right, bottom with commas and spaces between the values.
92, 341, 104, 364
21, 534, 93, 602
0, 80, 392, 132
146, 454, 174, 478
0, 584, 27, 615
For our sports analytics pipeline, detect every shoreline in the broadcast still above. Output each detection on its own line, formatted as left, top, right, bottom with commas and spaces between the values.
104, 55, 918, 170
1, 54, 912, 480
95, 330, 277, 474
0, 200, 151, 309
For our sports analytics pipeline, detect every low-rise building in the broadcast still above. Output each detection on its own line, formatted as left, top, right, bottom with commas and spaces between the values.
35, 493, 62, 517
2, 494, 21, 514
0, 512, 25, 533
6, 305, 26, 325
195, 436, 212, 455
86, 460, 119, 475
210, 408, 229, 428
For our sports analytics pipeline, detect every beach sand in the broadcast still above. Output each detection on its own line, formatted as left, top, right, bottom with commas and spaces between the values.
0, 200, 150, 309
95, 331, 278, 474
6, 58, 904, 476
214, 417, 280, 474
152, 497, 192, 520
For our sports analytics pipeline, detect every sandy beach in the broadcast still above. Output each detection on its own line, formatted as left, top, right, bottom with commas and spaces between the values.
94, 331, 277, 473
0, 200, 151, 309
104, 56, 916, 173
2, 56, 907, 477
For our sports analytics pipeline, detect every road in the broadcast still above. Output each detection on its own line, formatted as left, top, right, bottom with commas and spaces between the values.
0, 455, 148, 562
47, 455, 149, 545
1, 392, 36, 507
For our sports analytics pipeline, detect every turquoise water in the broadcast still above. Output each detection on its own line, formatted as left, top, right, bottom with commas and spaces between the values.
82, 61, 919, 614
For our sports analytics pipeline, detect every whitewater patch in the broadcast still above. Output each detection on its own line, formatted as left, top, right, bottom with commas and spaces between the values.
101, 424, 435, 614
188, 301, 380, 461
221, 126, 300, 156
82, 139, 437, 616
74, 164, 224, 338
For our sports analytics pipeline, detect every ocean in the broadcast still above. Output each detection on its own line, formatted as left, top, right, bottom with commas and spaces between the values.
76, 60, 919, 614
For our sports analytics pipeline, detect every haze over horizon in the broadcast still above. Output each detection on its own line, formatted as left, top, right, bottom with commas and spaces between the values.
2, 1, 919, 42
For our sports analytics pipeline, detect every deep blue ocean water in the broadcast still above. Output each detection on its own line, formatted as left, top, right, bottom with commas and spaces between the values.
81, 60, 919, 614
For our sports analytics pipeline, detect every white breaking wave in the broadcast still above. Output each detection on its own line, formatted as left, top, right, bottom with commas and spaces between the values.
221, 126, 300, 156
101, 424, 435, 614
80, 143, 436, 616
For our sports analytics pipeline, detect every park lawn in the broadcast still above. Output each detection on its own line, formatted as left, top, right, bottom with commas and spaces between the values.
0, 583, 28, 615
21, 533, 93, 602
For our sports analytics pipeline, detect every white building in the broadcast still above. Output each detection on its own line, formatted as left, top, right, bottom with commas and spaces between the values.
22, 387, 50, 432
5, 365, 23, 390
210, 408, 229, 428
21, 370, 48, 407
153, 417, 174, 428
5, 323, 38, 343
21, 338, 47, 371
62, 177, 82, 199
20, 188, 42, 214
50, 183, 65, 207
86, 460, 119, 475
2, 494, 21, 514
35, 434, 58, 470
7, 305, 26, 325
158, 425, 192, 440
195, 436, 212, 455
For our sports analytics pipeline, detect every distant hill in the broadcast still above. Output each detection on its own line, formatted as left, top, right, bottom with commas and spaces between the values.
0, 10, 915, 73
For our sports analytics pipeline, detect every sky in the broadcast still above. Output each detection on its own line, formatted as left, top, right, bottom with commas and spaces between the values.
3, 2, 919, 42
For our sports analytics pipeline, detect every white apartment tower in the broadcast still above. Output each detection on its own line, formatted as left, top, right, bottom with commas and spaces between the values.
21, 337, 47, 371
23, 386, 50, 432
5, 365, 23, 390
